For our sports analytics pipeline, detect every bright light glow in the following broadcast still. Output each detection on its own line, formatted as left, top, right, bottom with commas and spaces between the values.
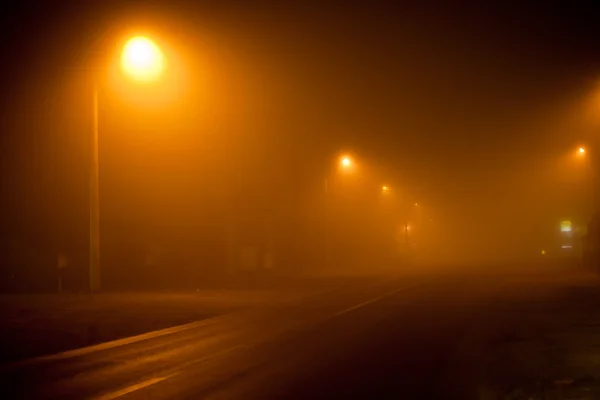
579, 147, 585, 154
541, 249, 546, 255
414, 202, 419, 206
121, 36, 165, 81
562, 244, 573, 249
341, 157, 352, 167
382, 185, 389, 192
560, 220, 572, 232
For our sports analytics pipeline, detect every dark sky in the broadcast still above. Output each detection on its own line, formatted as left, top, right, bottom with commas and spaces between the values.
1, 1, 600, 263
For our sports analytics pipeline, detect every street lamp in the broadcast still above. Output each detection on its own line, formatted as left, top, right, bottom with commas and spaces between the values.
120, 36, 165, 82
325, 154, 355, 194
323, 153, 356, 269
382, 185, 389, 192
573, 145, 597, 210
340, 156, 353, 169
89, 35, 165, 292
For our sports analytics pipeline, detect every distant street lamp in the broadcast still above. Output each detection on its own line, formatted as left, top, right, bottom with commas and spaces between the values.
89, 35, 165, 292
573, 145, 598, 211
325, 154, 356, 193
323, 153, 356, 269
382, 185, 389, 192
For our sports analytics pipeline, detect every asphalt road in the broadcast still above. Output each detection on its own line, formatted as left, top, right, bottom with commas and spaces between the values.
2, 274, 508, 399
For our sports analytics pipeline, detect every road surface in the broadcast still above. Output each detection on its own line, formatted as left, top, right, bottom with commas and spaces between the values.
1, 273, 532, 399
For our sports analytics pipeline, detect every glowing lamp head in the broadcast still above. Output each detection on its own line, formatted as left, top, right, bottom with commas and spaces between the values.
382, 185, 389, 192
121, 36, 165, 81
340, 156, 352, 168
579, 147, 586, 154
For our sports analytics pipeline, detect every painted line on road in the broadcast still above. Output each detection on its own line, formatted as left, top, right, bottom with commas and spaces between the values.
92, 373, 179, 400
90, 282, 424, 400
11, 278, 425, 370
327, 280, 424, 320
16, 317, 225, 366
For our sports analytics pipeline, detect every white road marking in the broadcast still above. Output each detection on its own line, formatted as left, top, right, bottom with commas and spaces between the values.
17, 317, 222, 366
12, 278, 425, 372
327, 281, 423, 319
92, 373, 179, 400
89, 282, 423, 400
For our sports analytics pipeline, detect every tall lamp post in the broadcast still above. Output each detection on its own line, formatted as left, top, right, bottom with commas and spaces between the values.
381, 185, 412, 245
323, 155, 354, 268
90, 85, 100, 292
89, 36, 165, 292
575, 145, 597, 211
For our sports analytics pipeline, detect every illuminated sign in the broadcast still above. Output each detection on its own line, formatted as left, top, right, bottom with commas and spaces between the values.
560, 221, 572, 233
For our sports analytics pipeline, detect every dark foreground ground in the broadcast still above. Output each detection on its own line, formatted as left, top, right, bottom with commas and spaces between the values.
1, 269, 599, 399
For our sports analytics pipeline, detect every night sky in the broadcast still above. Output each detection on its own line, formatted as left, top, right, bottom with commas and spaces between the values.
1, 1, 600, 274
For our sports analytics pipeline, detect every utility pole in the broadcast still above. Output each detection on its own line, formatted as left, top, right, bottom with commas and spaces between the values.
227, 207, 237, 274
90, 85, 101, 292
324, 176, 330, 269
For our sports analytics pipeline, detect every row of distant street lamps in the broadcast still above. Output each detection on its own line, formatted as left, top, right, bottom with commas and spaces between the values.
328, 154, 420, 205
89, 35, 424, 290
323, 154, 422, 266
